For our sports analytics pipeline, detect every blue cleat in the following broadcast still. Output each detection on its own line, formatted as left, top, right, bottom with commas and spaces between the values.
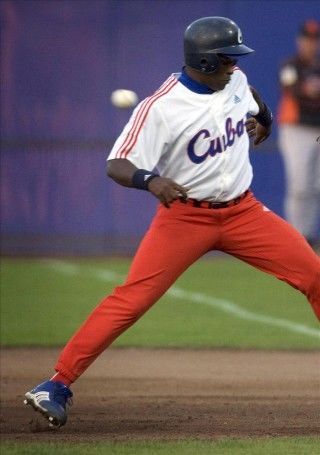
24, 380, 73, 427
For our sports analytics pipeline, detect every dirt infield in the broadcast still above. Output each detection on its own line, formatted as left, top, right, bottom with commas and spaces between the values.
1, 348, 319, 441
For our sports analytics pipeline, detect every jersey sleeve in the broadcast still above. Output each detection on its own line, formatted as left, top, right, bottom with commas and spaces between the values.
107, 100, 170, 171
247, 86, 259, 115
238, 70, 260, 115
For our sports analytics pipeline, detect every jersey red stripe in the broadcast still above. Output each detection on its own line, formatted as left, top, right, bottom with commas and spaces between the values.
121, 78, 177, 159
115, 76, 175, 159
116, 76, 177, 159
116, 76, 175, 159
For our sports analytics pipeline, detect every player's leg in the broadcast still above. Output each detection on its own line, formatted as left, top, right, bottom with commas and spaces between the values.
279, 124, 320, 242
57, 202, 220, 381
25, 202, 218, 426
220, 192, 320, 320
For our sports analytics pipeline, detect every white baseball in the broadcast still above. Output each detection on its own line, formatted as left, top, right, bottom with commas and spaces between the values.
110, 89, 139, 108
280, 66, 298, 86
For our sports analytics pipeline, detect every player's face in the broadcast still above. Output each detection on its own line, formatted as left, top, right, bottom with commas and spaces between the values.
203, 55, 237, 91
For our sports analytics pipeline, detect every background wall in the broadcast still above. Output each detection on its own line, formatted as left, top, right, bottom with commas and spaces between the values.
1, 0, 318, 255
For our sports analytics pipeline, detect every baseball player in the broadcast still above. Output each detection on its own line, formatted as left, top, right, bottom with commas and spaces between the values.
278, 19, 320, 248
24, 17, 320, 428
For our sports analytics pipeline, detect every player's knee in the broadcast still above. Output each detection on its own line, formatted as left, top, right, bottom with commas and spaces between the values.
306, 269, 320, 320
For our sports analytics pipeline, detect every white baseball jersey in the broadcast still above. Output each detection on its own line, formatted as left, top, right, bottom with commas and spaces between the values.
107, 68, 259, 202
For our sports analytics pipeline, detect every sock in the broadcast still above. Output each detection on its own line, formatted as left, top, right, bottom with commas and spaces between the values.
50, 372, 72, 387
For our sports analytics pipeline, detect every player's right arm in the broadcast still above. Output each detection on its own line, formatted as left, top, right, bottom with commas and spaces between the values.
107, 158, 188, 208
107, 90, 188, 207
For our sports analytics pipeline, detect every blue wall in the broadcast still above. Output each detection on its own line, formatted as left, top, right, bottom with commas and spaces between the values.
1, 0, 318, 255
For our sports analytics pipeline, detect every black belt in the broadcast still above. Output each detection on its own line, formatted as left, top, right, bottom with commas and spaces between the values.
179, 190, 249, 209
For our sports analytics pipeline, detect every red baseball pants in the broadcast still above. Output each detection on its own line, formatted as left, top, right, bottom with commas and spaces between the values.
55, 191, 320, 382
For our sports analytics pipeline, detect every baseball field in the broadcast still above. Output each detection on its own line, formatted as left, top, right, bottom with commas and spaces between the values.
1, 256, 319, 454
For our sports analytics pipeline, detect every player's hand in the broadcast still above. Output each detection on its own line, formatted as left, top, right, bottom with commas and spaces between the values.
245, 117, 271, 146
147, 177, 189, 208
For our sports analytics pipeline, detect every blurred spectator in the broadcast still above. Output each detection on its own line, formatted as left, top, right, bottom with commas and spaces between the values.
277, 19, 320, 248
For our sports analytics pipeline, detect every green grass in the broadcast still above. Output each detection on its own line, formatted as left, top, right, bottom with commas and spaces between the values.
1, 256, 319, 349
1, 438, 320, 454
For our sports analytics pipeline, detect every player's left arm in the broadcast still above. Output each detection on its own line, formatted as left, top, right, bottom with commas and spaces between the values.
246, 85, 273, 146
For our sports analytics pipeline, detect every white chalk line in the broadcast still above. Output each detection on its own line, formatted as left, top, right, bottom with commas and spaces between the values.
46, 260, 79, 276
47, 260, 320, 340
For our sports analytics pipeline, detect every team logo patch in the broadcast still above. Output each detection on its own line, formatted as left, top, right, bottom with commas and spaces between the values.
234, 95, 241, 104
187, 116, 246, 164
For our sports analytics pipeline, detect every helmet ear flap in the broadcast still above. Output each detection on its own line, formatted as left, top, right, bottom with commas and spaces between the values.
200, 58, 209, 72
199, 54, 220, 73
